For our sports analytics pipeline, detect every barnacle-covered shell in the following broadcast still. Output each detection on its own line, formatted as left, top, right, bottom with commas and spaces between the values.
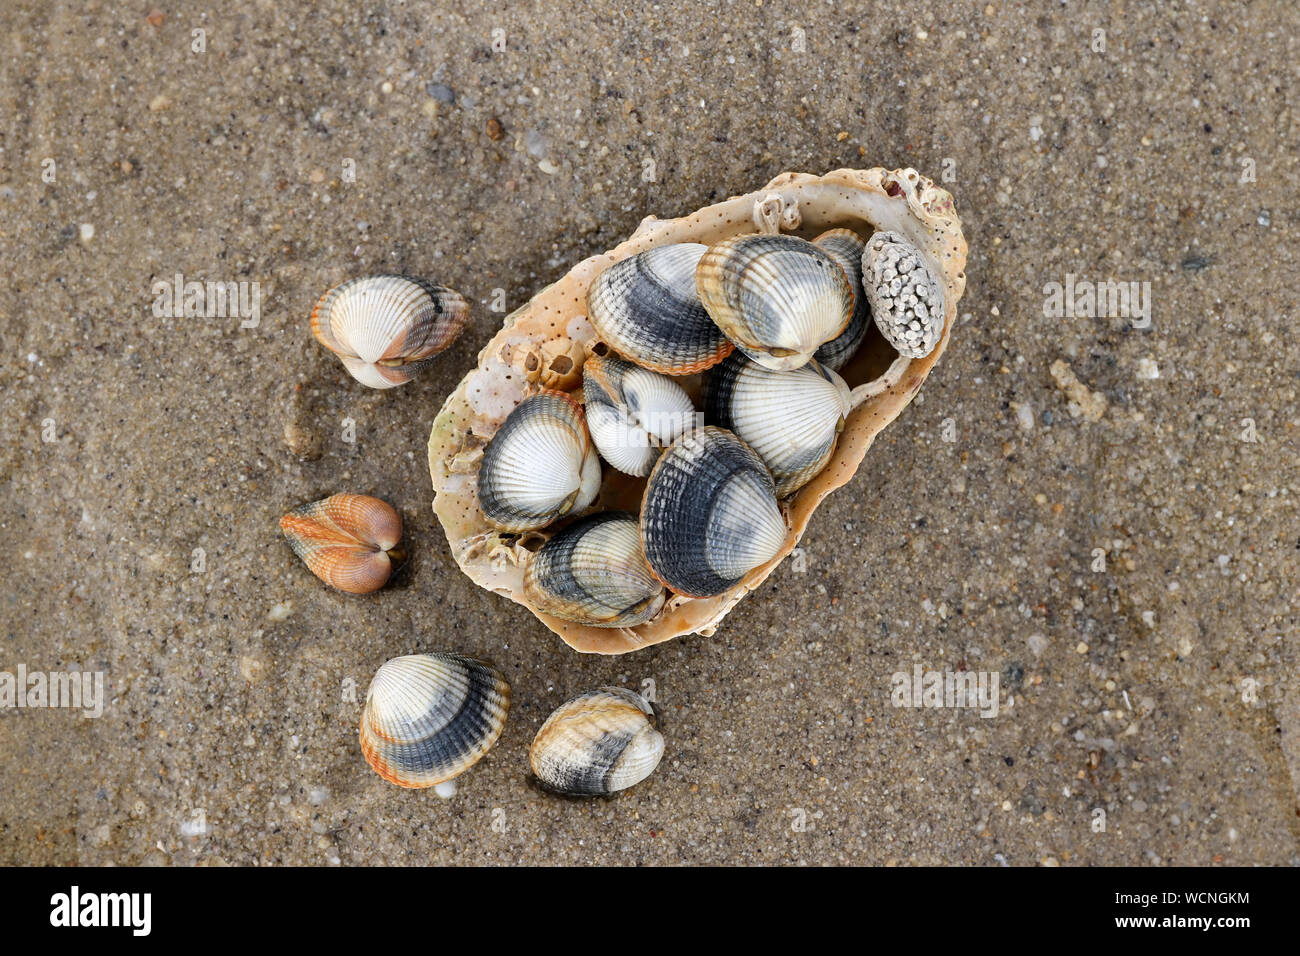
430, 168, 968, 654
705, 354, 852, 498
695, 234, 853, 372
279, 493, 405, 594
862, 230, 945, 358
582, 351, 697, 476
640, 426, 788, 598
477, 390, 602, 533
311, 275, 469, 388
587, 243, 733, 375
529, 687, 663, 795
360, 653, 510, 789
812, 229, 871, 371
523, 512, 666, 627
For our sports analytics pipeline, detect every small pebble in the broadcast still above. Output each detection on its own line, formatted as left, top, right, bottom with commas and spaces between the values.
426, 82, 455, 103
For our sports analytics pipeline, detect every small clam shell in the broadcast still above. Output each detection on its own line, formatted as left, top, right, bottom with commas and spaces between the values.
587, 243, 733, 375
529, 687, 664, 796
861, 231, 944, 358
812, 229, 871, 371
477, 390, 602, 533
523, 511, 667, 627
640, 426, 788, 598
705, 353, 851, 497
279, 493, 404, 594
582, 352, 697, 476
696, 234, 853, 372
360, 653, 510, 789
311, 275, 469, 389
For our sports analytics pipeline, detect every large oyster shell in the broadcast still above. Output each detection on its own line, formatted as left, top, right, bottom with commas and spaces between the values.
428, 168, 968, 655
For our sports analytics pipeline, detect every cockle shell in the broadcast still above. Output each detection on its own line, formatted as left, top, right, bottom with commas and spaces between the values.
429, 168, 967, 654
812, 229, 871, 371
862, 231, 945, 358
582, 351, 697, 476
529, 687, 664, 795
705, 354, 852, 498
695, 234, 853, 372
641, 426, 788, 598
477, 390, 602, 533
311, 274, 469, 388
587, 243, 733, 375
523, 511, 666, 627
279, 493, 405, 594
360, 653, 510, 789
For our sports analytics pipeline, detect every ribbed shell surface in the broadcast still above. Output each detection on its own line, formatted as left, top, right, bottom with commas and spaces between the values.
310, 275, 469, 388
529, 687, 664, 795
704, 354, 851, 497
696, 234, 854, 372
360, 653, 511, 788
582, 353, 697, 476
639, 426, 787, 597
477, 390, 601, 532
587, 243, 733, 375
279, 493, 403, 594
523, 511, 666, 627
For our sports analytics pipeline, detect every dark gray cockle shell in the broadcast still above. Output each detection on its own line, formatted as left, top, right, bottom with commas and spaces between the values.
360, 653, 511, 789
639, 425, 787, 598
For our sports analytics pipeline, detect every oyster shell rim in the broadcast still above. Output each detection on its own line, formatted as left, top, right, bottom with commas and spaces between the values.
428, 167, 968, 655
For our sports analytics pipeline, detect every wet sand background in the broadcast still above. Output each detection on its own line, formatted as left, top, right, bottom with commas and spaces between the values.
1, 1, 1297, 864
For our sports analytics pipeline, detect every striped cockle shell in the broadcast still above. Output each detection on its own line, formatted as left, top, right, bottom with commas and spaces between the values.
529, 687, 664, 796
523, 511, 667, 628
640, 426, 788, 598
812, 229, 871, 371
587, 243, 733, 375
360, 653, 511, 789
582, 351, 697, 476
477, 390, 602, 533
311, 274, 469, 388
696, 234, 853, 372
705, 353, 852, 498
861, 231, 944, 358
280, 493, 405, 594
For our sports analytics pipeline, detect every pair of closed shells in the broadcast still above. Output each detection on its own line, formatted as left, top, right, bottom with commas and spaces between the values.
311, 274, 469, 388
280, 493, 405, 594
360, 655, 660, 797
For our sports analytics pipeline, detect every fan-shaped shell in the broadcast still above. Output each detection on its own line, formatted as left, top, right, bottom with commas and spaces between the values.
529, 687, 664, 795
640, 426, 788, 598
279, 493, 404, 594
311, 274, 469, 389
477, 390, 601, 533
587, 243, 733, 375
705, 354, 852, 498
695, 234, 853, 372
523, 511, 666, 627
360, 653, 511, 789
582, 351, 697, 476
429, 168, 968, 654
812, 229, 871, 371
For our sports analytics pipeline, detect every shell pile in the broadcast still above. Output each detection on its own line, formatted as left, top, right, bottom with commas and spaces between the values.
430, 168, 967, 654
